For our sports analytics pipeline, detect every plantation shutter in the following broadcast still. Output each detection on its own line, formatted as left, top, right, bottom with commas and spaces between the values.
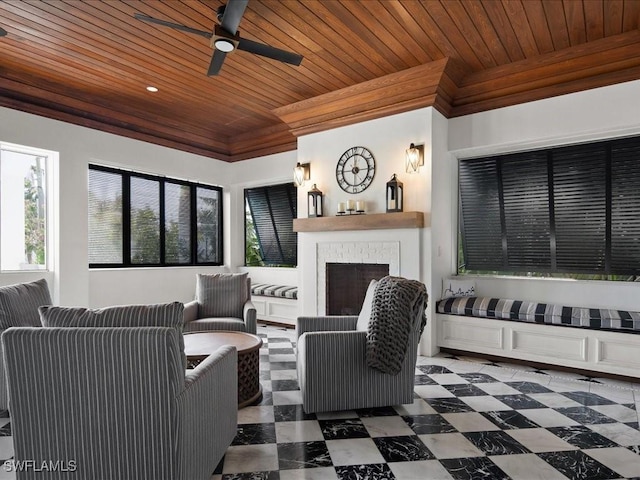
458, 158, 503, 270
553, 144, 607, 272
459, 136, 640, 276
501, 152, 551, 270
245, 183, 297, 266
610, 138, 640, 274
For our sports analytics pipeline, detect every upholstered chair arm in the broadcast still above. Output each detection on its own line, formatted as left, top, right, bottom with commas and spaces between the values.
297, 330, 416, 413
183, 300, 199, 324
243, 299, 257, 335
178, 345, 237, 480
296, 316, 357, 340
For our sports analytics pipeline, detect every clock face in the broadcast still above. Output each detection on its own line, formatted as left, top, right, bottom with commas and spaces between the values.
336, 146, 376, 194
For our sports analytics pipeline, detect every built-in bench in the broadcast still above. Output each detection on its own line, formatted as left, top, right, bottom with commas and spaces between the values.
435, 296, 640, 379
251, 283, 298, 327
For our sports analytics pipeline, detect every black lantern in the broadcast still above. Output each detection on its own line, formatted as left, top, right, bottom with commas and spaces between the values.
386, 174, 403, 213
308, 184, 323, 217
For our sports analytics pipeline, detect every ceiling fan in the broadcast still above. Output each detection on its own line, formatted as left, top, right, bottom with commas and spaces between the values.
134, 0, 303, 76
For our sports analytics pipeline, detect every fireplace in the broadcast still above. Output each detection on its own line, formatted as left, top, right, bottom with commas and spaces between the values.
326, 263, 389, 315
316, 240, 400, 315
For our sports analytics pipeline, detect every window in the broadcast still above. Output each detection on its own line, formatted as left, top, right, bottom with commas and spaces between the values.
88, 164, 222, 267
0, 143, 51, 271
245, 183, 297, 267
458, 136, 640, 280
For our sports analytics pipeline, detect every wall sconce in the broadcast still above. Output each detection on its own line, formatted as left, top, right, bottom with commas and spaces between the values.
293, 162, 310, 187
405, 143, 424, 174
308, 184, 323, 217
386, 174, 403, 213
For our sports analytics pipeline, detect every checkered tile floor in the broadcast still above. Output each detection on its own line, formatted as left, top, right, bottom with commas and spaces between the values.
215, 325, 640, 480
1, 324, 639, 480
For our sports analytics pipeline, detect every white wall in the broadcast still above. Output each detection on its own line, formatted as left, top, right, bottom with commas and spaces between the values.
295, 108, 436, 352
0, 107, 233, 307
442, 79, 640, 311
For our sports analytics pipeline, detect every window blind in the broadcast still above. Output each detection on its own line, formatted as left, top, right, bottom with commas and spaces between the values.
459, 135, 640, 276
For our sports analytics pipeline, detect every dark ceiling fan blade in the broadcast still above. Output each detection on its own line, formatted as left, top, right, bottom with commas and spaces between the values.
0, 27, 7, 37
238, 38, 303, 66
219, 0, 249, 35
207, 50, 227, 76
134, 13, 212, 39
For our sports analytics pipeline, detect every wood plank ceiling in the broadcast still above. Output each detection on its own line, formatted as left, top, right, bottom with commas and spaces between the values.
1, 0, 639, 161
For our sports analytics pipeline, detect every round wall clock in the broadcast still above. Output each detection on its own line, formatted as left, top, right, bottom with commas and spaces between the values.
336, 146, 376, 194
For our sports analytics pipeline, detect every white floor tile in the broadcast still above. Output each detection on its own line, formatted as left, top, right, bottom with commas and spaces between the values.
440, 412, 501, 432
583, 447, 640, 478
505, 428, 578, 453
490, 453, 568, 480
459, 395, 512, 412
272, 390, 303, 406
413, 385, 455, 399
429, 373, 469, 385
275, 420, 324, 443
518, 408, 580, 428
588, 404, 638, 423
418, 432, 484, 459
361, 416, 415, 437
393, 399, 437, 416
388, 460, 454, 480
222, 444, 279, 474
270, 369, 298, 380
474, 382, 521, 396
526, 392, 582, 409
237, 405, 275, 424
588, 422, 640, 446
325, 438, 385, 466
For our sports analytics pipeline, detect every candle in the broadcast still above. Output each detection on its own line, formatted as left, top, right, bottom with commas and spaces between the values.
337, 201, 346, 213
346, 200, 355, 211
356, 200, 365, 212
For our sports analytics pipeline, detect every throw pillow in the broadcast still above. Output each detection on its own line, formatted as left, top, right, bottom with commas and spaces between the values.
441, 278, 476, 299
0, 278, 52, 330
196, 272, 248, 318
356, 279, 378, 332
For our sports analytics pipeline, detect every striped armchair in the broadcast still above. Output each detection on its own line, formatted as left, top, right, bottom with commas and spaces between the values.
0, 278, 52, 412
184, 273, 257, 334
296, 278, 427, 414
3, 326, 237, 480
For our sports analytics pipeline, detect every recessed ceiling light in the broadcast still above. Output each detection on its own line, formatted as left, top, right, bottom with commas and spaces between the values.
146, 86, 158, 92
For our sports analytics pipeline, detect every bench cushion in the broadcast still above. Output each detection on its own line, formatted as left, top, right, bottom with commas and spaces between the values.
251, 283, 298, 300
437, 296, 640, 333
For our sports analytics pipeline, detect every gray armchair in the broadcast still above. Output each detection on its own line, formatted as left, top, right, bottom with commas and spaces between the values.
296, 277, 427, 414
3, 326, 237, 480
184, 273, 257, 334
0, 278, 52, 412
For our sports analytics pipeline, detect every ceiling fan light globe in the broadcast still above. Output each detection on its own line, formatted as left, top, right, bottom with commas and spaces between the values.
214, 38, 235, 53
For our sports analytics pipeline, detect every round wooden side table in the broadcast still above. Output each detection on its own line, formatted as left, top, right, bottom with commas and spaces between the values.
184, 331, 263, 408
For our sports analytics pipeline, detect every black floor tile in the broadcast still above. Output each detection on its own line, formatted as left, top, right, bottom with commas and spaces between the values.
463, 430, 531, 455
440, 456, 509, 480
538, 450, 621, 480
403, 414, 457, 435
319, 419, 370, 440
373, 435, 434, 462
335, 463, 395, 480
277, 441, 332, 470
547, 425, 618, 449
